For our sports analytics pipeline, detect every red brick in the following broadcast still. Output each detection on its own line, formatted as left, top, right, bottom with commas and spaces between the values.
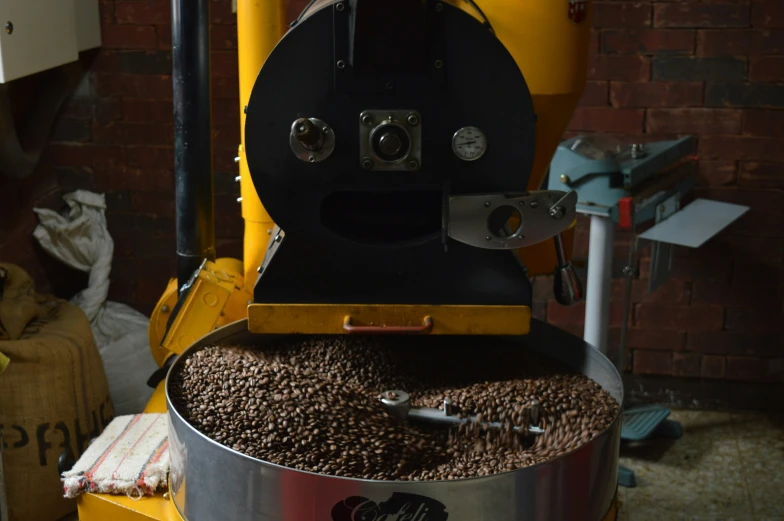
578, 82, 609, 107
633, 350, 673, 375
122, 99, 173, 122
701, 355, 726, 379
126, 146, 174, 168
93, 121, 173, 146
568, 107, 645, 133
693, 279, 779, 308
725, 307, 784, 332
93, 51, 119, 72
51, 119, 91, 142
211, 0, 236, 25
94, 167, 174, 193
101, 24, 157, 49
48, 144, 125, 168
738, 162, 784, 189
697, 29, 784, 55
752, 3, 784, 29
688, 331, 783, 356
624, 328, 686, 351
212, 123, 241, 148
60, 98, 93, 119
95, 74, 173, 99
211, 51, 238, 78
130, 191, 175, 216
95, 97, 123, 124
699, 137, 784, 162
157, 25, 172, 50
593, 2, 652, 28
214, 146, 242, 172
603, 30, 694, 55
654, 56, 747, 81
742, 111, 784, 137
99, 1, 114, 25
673, 352, 701, 377
212, 75, 240, 99
610, 81, 702, 108
589, 55, 650, 81
655, 4, 750, 28
212, 98, 241, 125
635, 304, 724, 331
697, 161, 737, 186
590, 30, 600, 56
532, 275, 554, 301
115, 1, 170, 24
749, 57, 784, 82
546, 300, 586, 326
724, 236, 784, 266
646, 108, 742, 135
725, 357, 761, 382
211, 24, 238, 50
117, 50, 171, 74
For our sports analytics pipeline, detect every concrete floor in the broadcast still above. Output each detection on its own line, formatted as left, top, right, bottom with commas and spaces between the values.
61, 409, 783, 521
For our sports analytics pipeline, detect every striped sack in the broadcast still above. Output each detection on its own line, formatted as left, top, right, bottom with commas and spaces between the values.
61, 413, 169, 499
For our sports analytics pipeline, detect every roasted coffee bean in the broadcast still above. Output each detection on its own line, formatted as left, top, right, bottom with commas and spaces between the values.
169, 336, 619, 481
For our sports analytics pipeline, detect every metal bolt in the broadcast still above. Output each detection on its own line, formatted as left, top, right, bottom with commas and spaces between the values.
549, 206, 565, 219
530, 200, 539, 208
623, 266, 634, 277
407, 159, 419, 170
5, 22, 12, 34
531, 399, 541, 425
234, 175, 241, 182
161, 305, 170, 313
322, 126, 330, 133
234, 156, 240, 163
244, 105, 248, 114
257, 265, 264, 273
434, 59, 443, 69
335, 2, 345, 11
336, 60, 346, 69
274, 234, 282, 243
361, 113, 373, 126
484, 201, 491, 207
385, 391, 399, 400
436, 2, 444, 12
443, 397, 453, 416
559, 174, 571, 184
237, 197, 243, 203
485, 236, 492, 241
361, 157, 374, 170
308, 155, 316, 162
406, 113, 419, 126
631, 143, 646, 159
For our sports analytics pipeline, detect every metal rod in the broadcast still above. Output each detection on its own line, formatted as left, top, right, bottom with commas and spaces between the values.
172, 0, 216, 289
584, 214, 615, 354
407, 408, 545, 435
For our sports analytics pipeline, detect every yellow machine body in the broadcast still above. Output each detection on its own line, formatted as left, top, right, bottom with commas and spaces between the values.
80, 0, 599, 519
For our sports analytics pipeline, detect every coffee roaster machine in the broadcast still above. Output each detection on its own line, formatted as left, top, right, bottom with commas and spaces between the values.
76, 0, 628, 520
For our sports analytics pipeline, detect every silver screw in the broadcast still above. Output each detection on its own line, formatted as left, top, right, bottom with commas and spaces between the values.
274, 234, 282, 243
434, 60, 443, 69
234, 175, 241, 182
485, 236, 492, 241
560, 174, 571, 184
237, 197, 243, 203
443, 398, 453, 416
406, 113, 419, 126
407, 159, 419, 170
435, 2, 444, 11
336, 60, 346, 69
335, 2, 345, 11
5, 22, 12, 35
361, 157, 374, 170
484, 201, 491, 207
308, 155, 315, 162
322, 126, 330, 133
161, 305, 170, 313
549, 206, 565, 219
530, 200, 539, 208
234, 156, 240, 163
361, 113, 373, 126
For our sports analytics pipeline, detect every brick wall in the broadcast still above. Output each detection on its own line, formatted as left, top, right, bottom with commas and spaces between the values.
1, 0, 781, 389
539, 0, 783, 385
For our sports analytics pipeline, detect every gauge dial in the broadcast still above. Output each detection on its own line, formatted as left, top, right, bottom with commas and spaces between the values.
452, 126, 487, 161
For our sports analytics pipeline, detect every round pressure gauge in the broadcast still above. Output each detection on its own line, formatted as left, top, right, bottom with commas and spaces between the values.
452, 126, 487, 161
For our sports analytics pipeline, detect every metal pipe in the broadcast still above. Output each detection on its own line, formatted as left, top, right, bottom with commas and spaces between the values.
172, 0, 216, 289
584, 214, 615, 354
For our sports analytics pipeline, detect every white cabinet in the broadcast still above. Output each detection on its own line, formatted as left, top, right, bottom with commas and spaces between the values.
0, 0, 100, 83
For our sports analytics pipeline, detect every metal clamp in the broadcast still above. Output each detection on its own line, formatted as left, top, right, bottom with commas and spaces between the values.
447, 190, 577, 249
343, 316, 433, 334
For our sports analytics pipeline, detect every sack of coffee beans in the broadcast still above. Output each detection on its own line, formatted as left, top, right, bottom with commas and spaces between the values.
170, 335, 619, 481
0, 265, 113, 521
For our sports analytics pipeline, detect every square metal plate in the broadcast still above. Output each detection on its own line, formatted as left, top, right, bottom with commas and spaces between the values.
638, 198, 749, 248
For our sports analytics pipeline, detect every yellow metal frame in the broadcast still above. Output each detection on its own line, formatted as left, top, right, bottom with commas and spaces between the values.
248, 303, 531, 335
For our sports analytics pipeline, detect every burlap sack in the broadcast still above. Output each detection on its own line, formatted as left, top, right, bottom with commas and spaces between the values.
0, 265, 113, 521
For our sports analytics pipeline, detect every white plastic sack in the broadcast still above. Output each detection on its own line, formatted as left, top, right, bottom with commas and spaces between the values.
33, 190, 158, 415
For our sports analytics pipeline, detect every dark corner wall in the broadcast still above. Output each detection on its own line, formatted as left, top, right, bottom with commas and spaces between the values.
0, 0, 782, 406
